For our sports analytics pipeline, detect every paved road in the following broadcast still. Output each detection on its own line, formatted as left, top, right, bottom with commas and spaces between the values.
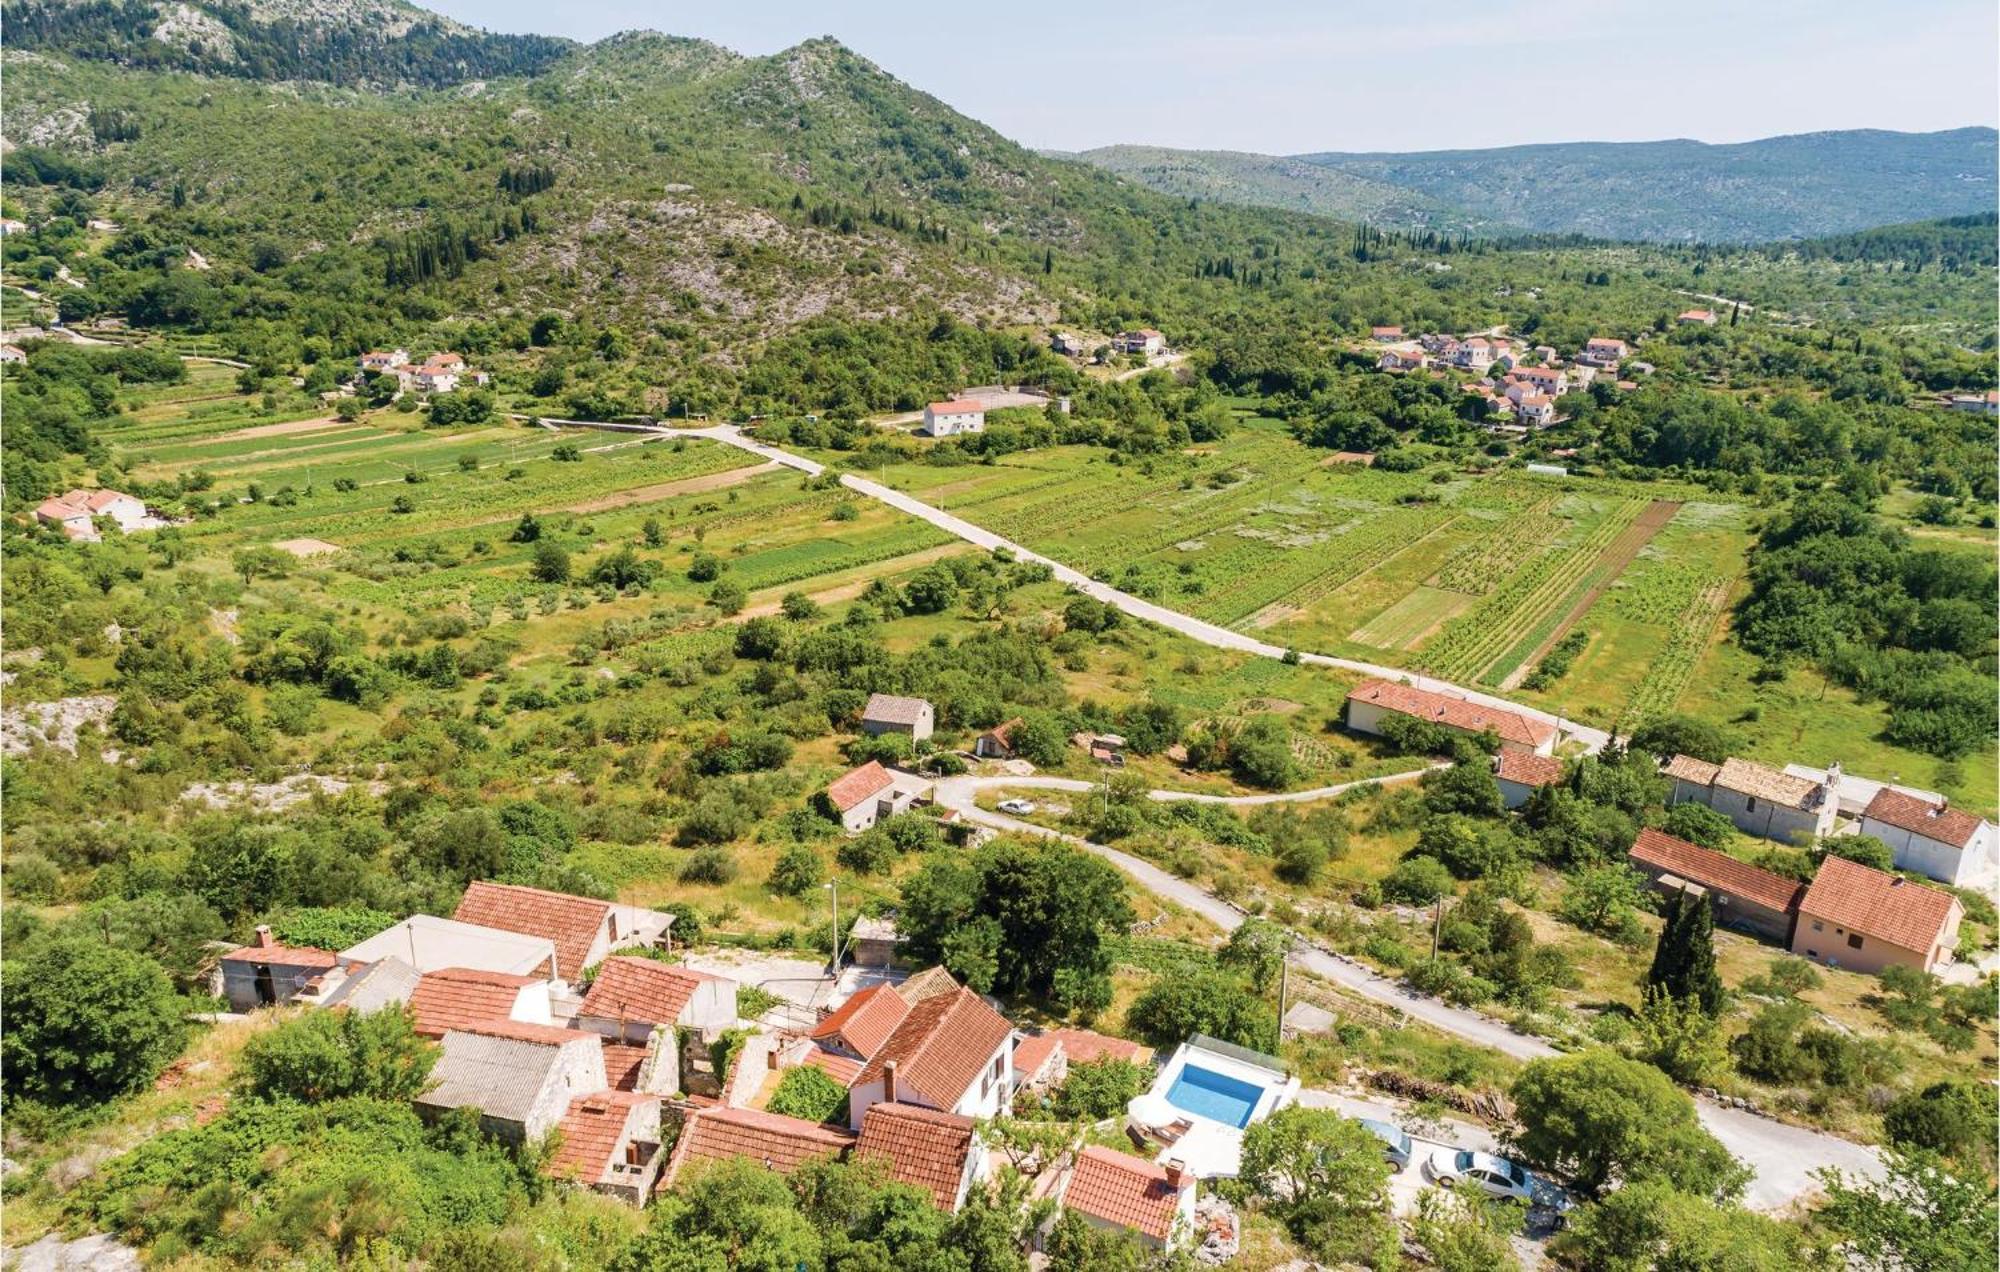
929, 771, 1881, 1211
671, 423, 1608, 753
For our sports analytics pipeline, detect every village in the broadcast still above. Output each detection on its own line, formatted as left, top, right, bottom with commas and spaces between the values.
1363, 322, 1674, 435
201, 669, 1992, 1259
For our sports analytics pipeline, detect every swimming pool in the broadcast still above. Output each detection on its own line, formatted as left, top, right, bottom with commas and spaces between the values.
1164, 1063, 1264, 1129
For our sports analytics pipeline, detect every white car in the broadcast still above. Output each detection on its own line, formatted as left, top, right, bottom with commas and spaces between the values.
1423, 1148, 1569, 1211
997, 798, 1037, 815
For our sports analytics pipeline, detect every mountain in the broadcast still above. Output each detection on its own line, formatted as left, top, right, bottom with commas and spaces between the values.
2, 0, 574, 88
1052, 145, 1497, 235
1074, 128, 1999, 243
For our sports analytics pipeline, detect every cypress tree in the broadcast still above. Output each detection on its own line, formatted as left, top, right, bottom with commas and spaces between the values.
1646, 888, 1724, 1015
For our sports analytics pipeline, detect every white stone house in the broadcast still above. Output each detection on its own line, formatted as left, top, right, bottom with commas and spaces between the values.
417, 1021, 608, 1142
919, 399, 985, 437
1661, 754, 1839, 845
847, 984, 1014, 1129
824, 760, 917, 833
861, 693, 935, 741
1858, 787, 1994, 888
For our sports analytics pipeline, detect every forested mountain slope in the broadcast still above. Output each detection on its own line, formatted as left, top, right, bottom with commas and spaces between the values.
1076, 128, 1999, 242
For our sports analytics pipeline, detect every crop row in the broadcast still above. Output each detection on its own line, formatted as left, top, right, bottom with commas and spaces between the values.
1194, 505, 1458, 627
1430, 504, 1564, 594
1416, 498, 1648, 683
1620, 577, 1732, 724
730, 524, 954, 591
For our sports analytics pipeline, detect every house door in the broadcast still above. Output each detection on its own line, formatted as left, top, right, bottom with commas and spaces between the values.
254, 964, 277, 1006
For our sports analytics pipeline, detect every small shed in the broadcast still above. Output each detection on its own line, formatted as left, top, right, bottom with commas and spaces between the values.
218, 927, 339, 1011
849, 916, 902, 969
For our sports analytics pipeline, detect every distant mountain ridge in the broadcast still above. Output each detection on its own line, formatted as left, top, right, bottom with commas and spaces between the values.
1075, 127, 1999, 243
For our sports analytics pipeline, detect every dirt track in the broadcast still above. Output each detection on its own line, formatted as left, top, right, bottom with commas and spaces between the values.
562, 461, 780, 513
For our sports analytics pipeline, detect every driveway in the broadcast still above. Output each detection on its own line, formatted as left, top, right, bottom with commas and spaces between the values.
929, 772, 1881, 1211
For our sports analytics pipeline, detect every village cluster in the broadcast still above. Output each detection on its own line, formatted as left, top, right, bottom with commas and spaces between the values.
1367, 322, 1684, 431
353, 347, 492, 396
1347, 677, 1987, 972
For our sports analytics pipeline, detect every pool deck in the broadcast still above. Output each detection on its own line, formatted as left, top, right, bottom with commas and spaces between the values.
1128, 1038, 1302, 1179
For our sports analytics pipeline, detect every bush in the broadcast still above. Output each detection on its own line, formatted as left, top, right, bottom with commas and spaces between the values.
764, 1065, 848, 1123
1661, 802, 1735, 849
238, 1006, 438, 1102
1049, 1057, 1148, 1120
679, 846, 738, 885
1883, 1081, 1995, 1158
1381, 856, 1454, 905
768, 843, 825, 897
2, 937, 187, 1105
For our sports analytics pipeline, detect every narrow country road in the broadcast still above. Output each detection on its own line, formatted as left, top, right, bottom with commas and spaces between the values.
929, 771, 1882, 1211
663, 422, 1609, 753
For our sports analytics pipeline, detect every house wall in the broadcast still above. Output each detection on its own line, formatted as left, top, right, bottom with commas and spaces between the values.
583, 905, 675, 970
682, 978, 739, 1034
1629, 870, 1794, 944
1676, 783, 1831, 845
596, 1100, 666, 1204
841, 798, 883, 833
922, 410, 984, 437
520, 1039, 611, 1141
1791, 908, 1959, 976
1860, 818, 1992, 888
862, 708, 934, 741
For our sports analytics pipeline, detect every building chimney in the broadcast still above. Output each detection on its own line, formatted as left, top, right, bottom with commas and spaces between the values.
1163, 1160, 1187, 1191
883, 1059, 898, 1105
255, 924, 275, 949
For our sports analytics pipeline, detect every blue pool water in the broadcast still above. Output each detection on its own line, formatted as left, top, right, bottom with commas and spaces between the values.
1164, 1064, 1263, 1129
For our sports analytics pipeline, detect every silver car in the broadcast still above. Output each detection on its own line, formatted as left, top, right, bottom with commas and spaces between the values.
1424, 1148, 1570, 1212
1357, 1118, 1413, 1170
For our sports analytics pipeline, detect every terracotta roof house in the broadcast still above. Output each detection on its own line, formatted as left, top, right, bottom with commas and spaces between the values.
1377, 348, 1428, 372
417, 1021, 608, 1142
1858, 788, 1994, 888
407, 967, 554, 1038
217, 926, 340, 1012
824, 760, 914, 833
545, 1091, 665, 1203
453, 881, 674, 983
1493, 751, 1564, 810
601, 1042, 652, 1091
578, 957, 737, 1041
33, 488, 149, 541
1345, 678, 1557, 755
800, 1048, 865, 1086
1113, 329, 1165, 355
0, 343, 26, 364
853, 1102, 984, 1211
1627, 828, 1804, 943
847, 985, 1014, 1129
1012, 1027, 1153, 1092
1792, 856, 1964, 975
1580, 336, 1630, 366
1661, 754, 1839, 845
359, 349, 410, 371
1061, 1146, 1197, 1250
860, 693, 935, 741
811, 983, 911, 1061
1370, 325, 1403, 341
659, 1106, 856, 1192
339, 913, 559, 980
920, 400, 986, 438
1678, 309, 1718, 325
1514, 365, 1568, 395
974, 717, 1023, 760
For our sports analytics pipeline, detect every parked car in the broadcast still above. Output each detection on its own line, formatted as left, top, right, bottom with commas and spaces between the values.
1356, 1119, 1413, 1170
997, 799, 1036, 815
1423, 1148, 1569, 1211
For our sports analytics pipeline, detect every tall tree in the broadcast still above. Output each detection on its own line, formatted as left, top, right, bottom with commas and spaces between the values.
1645, 888, 1724, 1015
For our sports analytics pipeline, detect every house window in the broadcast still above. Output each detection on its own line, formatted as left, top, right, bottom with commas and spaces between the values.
1811, 920, 1823, 932
1745, 797, 1758, 813
1847, 934, 1863, 950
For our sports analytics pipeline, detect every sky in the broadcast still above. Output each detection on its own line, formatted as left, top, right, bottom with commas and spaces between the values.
421, 0, 2000, 155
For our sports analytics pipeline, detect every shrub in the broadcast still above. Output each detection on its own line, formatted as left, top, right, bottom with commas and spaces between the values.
679, 847, 738, 885
765, 1065, 848, 1123
1381, 856, 1454, 905
2, 937, 186, 1105
768, 843, 825, 897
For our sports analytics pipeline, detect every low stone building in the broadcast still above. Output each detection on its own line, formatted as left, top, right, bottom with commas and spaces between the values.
218, 927, 338, 1011
545, 1091, 665, 1204
1625, 828, 1803, 944
1857, 787, 1994, 888
1345, 678, 1557, 756
1493, 751, 1563, 810
860, 693, 935, 741
417, 1021, 608, 1142
1662, 754, 1839, 845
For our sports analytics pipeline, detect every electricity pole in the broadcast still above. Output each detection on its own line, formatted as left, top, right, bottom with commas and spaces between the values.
824, 880, 841, 977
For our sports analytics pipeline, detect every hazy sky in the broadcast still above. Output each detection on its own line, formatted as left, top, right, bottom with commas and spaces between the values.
423, 0, 2000, 154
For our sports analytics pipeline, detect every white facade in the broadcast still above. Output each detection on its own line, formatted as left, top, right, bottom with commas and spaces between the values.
846, 1035, 1013, 1130
920, 404, 985, 437
1859, 816, 1994, 888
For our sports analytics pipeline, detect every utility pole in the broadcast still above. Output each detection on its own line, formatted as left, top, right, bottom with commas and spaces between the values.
1276, 954, 1290, 1041
1431, 894, 1446, 961
824, 880, 841, 977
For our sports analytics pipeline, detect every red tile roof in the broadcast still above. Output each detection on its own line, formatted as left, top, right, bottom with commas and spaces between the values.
408, 967, 543, 1038
546, 1091, 657, 1184
895, 967, 961, 1003
1347, 678, 1556, 750
810, 983, 910, 1058
219, 942, 339, 969
1799, 855, 1962, 954
927, 399, 985, 415
826, 761, 896, 813
1494, 751, 1564, 789
853, 986, 1012, 1111
801, 1048, 864, 1086
1628, 829, 1805, 915
1064, 1145, 1186, 1241
660, 1106, 855, 1191
453, 881, 610, 981
581, 956, 715, 1026
602, 1043, 650, 1091
450, 1019, 598, 1047
1862, 787, 1986, 850
854, 1103, 977, 1210
1016, 1027, 1152, 1081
